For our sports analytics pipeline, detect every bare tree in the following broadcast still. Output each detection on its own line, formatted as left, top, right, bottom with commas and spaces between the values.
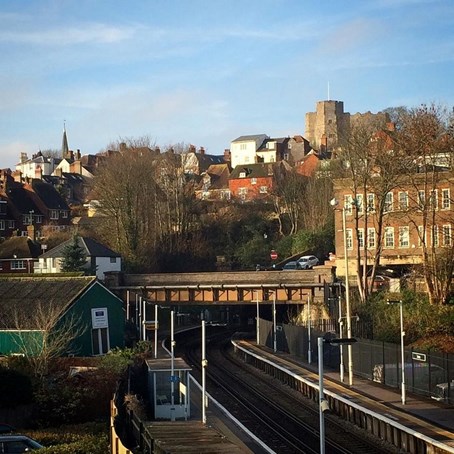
91, 149, 162, 270
395, 104, 454, 305
271, 165, 306, 236
12, 302, 87, 380
335, 115, 396, 303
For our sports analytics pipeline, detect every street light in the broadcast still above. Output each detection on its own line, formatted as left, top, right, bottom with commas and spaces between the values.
273, 292, 277, 353
318, 336, 357, 454
387, 299, 405, 405
330, 198, 354, 386
255, 290, 260, 345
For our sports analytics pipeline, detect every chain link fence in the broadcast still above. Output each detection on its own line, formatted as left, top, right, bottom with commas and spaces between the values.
258, 318, 454, 403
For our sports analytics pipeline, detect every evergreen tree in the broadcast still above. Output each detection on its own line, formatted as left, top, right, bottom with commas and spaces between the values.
61, 235, 87, 272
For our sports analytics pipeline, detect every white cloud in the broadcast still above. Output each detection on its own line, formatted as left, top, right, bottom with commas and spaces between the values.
0, 22, 139, 46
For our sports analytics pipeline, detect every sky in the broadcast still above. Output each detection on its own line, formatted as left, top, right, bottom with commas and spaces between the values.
1, 0, 453, 169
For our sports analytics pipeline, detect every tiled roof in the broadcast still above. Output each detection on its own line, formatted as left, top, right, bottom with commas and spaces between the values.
0, 276, 96, 328
232, 134, 268, 142
31, 179, 70, 210
40, 236, 120, 259
230, 162, 275, 179
0, 237, 42, 259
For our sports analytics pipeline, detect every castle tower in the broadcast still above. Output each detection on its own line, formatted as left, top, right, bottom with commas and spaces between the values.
304, 100, 350, 151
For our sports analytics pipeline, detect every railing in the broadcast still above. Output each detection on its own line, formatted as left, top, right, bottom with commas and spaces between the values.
110, 400, 131, 454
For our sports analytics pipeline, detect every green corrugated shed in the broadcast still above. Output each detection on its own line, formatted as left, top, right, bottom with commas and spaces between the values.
0, 276, 125, 356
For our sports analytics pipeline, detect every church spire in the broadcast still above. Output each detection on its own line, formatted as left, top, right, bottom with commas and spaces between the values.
62, 120, 69, 159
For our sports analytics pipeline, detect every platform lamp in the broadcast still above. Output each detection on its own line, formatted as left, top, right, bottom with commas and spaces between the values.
329, 198, 354, 386
387, 299, 406, 405
318, 337, 357, 454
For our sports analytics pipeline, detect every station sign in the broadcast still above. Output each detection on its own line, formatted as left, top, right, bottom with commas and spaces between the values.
412, 352, 427, 362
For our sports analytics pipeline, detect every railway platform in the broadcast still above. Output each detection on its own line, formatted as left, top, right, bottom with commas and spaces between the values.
246, 339, 454, 429
234, 338, 454, 452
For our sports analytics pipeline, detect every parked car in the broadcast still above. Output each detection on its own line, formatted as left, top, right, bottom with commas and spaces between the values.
297, 255, 319, 269
283, 261, 303, 270
368, 274, 390, 292
0, 435, 43, 451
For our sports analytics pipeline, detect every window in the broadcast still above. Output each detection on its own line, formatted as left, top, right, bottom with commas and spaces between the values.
398, 226, 410, 248
344, 195, 354, 215
356, 194, 364, 215
398, 191, 409, 210
8, 220, 15, 229
238, 187, 247, 196
384, 227, 394, 248
429, 190, 438, 210
239, 172, 246, 178
357, 228, 364, 248
367, 193, 375, 213
22, 214, 32, 225
50, 210, 59, 220
11, 260, 26, 270
62, 211, 68, 218
346, 229, 353, 250
259, 186, 268, 194
418, 190, 425, 209
110, 257, 117, 263
35, 215, 43, 224
443, 225, 452, 246
0, 220, 4, 231
442, 189, 450, 210
432, 225, 439, 247
418, 226, 426, 247
240, 143, 247, 150
251, 178, 257, 185
367, 227, 376, 249
384, 192, 393, 213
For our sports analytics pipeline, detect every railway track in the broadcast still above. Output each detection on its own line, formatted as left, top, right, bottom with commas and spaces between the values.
178, 327, 397, 454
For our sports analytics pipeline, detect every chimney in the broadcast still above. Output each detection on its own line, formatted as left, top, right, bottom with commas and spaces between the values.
199, 147, 205, 155
20, 152, 28, 163
75, 149, 81, 160
35, 165, 43, 179
386, 122, 396, 132
320, 134, 328, 153
12, 170, 22, 183
119, 142, 127, 153
224, 149, 231, 162
27, 224, 36, 241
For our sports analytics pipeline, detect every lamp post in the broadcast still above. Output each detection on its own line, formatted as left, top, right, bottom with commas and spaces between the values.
307, 294, 312, 364
318, 337, 357, 454
330, 198, 353, 386
273, 292, 277, 353
201, 320, 208, 424
255, 291, 260, 345
154, 304, 158, 359
170, 310, 176, 421
338, 294, 344, 383
387, 299, 405, 405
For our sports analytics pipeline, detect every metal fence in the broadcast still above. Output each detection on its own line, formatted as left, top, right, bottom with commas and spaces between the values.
258, 318, 454, 404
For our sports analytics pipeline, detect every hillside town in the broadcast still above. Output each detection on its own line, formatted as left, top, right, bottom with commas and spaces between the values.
1, 99, 453, 300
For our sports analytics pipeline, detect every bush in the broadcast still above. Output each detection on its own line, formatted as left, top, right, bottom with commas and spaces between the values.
26, 422, 109, 454
0, 365, 33, 407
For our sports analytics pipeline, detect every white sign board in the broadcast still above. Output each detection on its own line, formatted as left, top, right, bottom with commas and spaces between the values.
91, 308, 109, 329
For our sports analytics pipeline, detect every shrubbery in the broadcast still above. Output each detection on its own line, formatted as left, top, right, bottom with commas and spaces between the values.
25, 422, 109, 454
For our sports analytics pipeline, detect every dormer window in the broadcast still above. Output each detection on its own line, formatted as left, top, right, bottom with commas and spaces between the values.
239, 172, 246, 178
50, 210, 59, 220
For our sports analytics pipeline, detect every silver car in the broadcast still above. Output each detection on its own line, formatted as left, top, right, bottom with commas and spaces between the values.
297, 255, 319, 269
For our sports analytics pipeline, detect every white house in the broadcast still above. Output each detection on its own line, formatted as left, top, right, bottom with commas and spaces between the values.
35, 236, 121, 280
230, 134, 269, 169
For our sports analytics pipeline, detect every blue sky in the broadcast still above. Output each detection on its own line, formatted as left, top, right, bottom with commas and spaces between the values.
1, 0, 453, 169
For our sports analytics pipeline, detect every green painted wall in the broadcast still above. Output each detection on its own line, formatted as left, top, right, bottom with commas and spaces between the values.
0, 331, 44, 356
59, 281, 125, 356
